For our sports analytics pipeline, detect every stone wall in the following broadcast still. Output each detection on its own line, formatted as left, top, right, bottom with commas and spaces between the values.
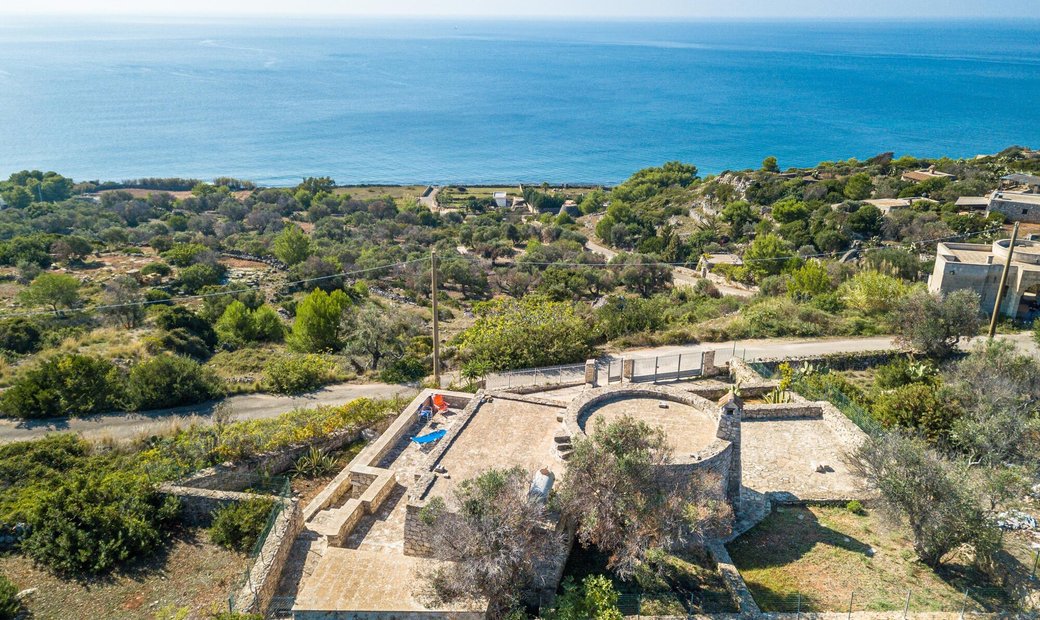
180, 424, 367, 493
158, 483, 273, 526
233, 498, 303, 616
742, 403, 824, 420
755, 350, 900, 374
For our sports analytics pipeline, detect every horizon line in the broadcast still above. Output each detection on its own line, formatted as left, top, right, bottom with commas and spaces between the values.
2, 12, 1039, 21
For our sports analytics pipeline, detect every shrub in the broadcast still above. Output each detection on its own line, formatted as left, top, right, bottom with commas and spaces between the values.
548, 575, 624, 620
22, 468, 180, 574
379, 355, 428, 384
210, 497, 276, 553
0, 574, 18, 620
0, 317, 41, 354
215, 302, 285, 348
263, 354, 338, 395
457, 295, 594, 371
0, 354, 125, 419
845, 500, 865, 515
126, 354, 222, 411
872, 383, 949, 441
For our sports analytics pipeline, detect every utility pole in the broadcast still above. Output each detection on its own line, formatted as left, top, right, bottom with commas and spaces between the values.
431, 249, 440, 387
988, 222, 1019, 339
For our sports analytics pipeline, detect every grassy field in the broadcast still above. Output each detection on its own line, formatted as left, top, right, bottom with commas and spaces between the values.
333, 185, 427, 202
0, 527, 251, 620
728, 505, 1016, 613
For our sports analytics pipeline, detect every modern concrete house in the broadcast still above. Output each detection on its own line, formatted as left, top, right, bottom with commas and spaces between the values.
493, 191, 508, 208
928, 238, 1040, 320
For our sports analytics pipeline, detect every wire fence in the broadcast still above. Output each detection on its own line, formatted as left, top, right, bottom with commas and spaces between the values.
793, 380, 884, 436
613, 585, 1029, 617
228, 475, 292, 614
486, 362, 586, 390
750, 586, 1020, 615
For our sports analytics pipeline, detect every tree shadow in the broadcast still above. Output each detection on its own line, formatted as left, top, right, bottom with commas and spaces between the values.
727, 505, 873, 571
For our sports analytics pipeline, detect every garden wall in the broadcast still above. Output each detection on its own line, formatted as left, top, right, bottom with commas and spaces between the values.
180, 424, 368, 493
233, 498, 304, 616
742, 402, 824, 420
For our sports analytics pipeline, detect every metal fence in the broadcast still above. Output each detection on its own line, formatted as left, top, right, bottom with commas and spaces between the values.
631, 352, 703, 384
485, 363, 586, 391
228, 475, 292, 614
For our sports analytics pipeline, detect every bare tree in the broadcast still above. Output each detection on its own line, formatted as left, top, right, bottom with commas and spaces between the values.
419, 466, 563, 618
556, 415, 731, 578
102, 275, 145, 328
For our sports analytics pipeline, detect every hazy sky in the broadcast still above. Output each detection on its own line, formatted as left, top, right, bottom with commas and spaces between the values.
2, 0, 1036, 18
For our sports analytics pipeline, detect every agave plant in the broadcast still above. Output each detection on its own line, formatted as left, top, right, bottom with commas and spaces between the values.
291, 446, 338, 478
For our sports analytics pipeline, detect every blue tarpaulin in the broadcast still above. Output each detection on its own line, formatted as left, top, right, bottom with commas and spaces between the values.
411, 429, 447, 445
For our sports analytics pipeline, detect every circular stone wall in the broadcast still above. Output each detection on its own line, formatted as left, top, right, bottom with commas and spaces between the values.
563, 384, 728, 464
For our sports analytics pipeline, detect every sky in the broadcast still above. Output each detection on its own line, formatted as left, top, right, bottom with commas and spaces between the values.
1, 0, 1036, 19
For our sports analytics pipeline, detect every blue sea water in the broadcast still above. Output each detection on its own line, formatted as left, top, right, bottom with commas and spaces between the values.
0, 17, 1038, 185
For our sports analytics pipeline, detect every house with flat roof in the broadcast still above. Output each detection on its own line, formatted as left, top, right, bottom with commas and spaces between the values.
955, 196, 990, 210
928, 238, 1040, 320
987, 190, 1040, 224
493, 192, 508, 208
901, 166, 956, 183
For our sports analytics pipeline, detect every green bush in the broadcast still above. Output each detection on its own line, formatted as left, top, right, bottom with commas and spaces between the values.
22, 467, 180, 574
379, 355, 428, 384
263, 354, 338, 395
126, 354, 223, 411
872, 382, 949, 441
0, 354, 125, 419
845, 500, 865, 515
210, 497, 276, 553
0, 317, 41, 354
0, 573, 18, 620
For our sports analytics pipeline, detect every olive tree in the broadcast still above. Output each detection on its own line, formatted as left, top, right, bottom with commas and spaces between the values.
893, 290, 981, 358
556, 416, 731, 578
852, 432, 1000, 569
420, 467, 562, 618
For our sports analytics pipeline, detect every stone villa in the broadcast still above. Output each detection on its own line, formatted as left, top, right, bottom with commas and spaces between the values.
277, 354, 868, 619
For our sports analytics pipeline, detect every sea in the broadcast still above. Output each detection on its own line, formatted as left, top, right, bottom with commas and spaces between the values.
0, 17, 1038, 186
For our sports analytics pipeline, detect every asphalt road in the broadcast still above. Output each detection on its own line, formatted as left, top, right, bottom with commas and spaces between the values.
2, 332, 1034, 445
0, 383, 417, 444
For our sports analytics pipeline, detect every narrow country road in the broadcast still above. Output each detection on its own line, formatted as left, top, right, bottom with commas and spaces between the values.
612, 331, 1038, 366
0, 383, 417, 445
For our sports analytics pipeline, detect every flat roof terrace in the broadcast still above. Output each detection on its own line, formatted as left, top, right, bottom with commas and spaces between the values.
425, 394, 566, 498
581, 395, 719, 455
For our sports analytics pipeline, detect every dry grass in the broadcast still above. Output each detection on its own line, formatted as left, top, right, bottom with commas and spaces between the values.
0, 527, 251, 620
728, 505, 1015, 613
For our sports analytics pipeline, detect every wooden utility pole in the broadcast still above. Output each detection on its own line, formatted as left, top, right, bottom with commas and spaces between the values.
431, 249, 441, 386
988, 222, 1020, 339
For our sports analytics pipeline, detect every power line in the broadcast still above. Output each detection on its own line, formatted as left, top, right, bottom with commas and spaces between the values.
0, 256, 429, 320
0, 225, 1006, 320
465, 226, 1005, 268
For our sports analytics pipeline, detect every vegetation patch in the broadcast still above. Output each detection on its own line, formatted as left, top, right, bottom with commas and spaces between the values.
728, 505, 1013, 612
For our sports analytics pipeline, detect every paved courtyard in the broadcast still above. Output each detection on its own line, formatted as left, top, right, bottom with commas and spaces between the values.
427, 396, 563, 497
741, 418, 867, 500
